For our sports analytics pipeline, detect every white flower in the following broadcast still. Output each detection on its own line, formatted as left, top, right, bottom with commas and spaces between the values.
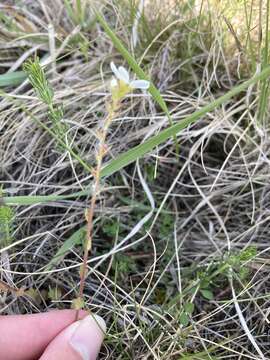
110, 62, 150, 90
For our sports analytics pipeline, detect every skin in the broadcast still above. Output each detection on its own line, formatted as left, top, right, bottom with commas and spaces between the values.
0, 310, 104, 360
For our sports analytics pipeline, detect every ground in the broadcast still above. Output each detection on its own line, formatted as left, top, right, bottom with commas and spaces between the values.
0, 0, 270, 359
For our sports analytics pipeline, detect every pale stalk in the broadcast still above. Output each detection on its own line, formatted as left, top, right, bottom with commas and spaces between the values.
75, 101, 118, 320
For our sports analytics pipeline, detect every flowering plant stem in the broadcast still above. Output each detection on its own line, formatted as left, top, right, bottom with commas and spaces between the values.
75, 100, 118, 320
74, 61, 149, 319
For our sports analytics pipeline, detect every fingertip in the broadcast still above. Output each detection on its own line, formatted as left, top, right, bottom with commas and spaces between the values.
0, 309, 88, 360
69, 314, 106, 359
40, 314, 106, 360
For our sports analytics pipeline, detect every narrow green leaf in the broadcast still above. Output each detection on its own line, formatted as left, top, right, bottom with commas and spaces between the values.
2, 190, 89, 206
0, 71, 26, 87
45, 227, 86, 270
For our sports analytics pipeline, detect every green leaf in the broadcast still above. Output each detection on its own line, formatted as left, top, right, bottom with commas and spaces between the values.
48, 286, 62, 301
239, 246, 257, 262
0, 204, 14, 247
2, 190, 90, 206
45, 227, 86, 270
200, 278, 210, 289
184, 302, 195, 314
0, 71, 26, 87
200, 289, 214, 300
63, 0, 76, 23
179, 311, 189, 326
23, 58, 54, 105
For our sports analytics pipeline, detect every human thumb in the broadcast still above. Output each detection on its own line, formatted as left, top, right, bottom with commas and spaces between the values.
39, 314, 106, 360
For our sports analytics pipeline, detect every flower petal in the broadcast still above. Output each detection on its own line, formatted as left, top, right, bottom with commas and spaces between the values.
117, 66, 130, 83
110, 62, 120, 78
130, 79, 150, 90
110, 77, 118, 88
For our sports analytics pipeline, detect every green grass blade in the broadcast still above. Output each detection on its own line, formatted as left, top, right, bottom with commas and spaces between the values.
95, 11, 178, 152
45, 227, 86, 270
63, 0, 76, 23
2, 190, 89, 206
3, 65, 270, 205
0, 71, 26, 87
257, 0, 270, 122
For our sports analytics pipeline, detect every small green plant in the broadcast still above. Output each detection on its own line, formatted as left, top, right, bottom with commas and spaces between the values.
194, 246, 257, 301
159, 212, 174, 238
112, 254, 137, 276
63, 0, 89, 27
23, 57, 68, 142
0, 206, 14, 248
0, 188, 14, 248
102, 218, 121, 238
228, 246, 257, 281
167, 246, 258, 328
144, 163, 156, 182
48, 286, 62, 302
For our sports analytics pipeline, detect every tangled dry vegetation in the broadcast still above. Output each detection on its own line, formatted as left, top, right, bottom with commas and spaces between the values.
1, 0, 270, 359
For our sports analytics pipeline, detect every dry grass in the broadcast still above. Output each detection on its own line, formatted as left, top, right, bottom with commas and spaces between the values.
1, 0, 270, 359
